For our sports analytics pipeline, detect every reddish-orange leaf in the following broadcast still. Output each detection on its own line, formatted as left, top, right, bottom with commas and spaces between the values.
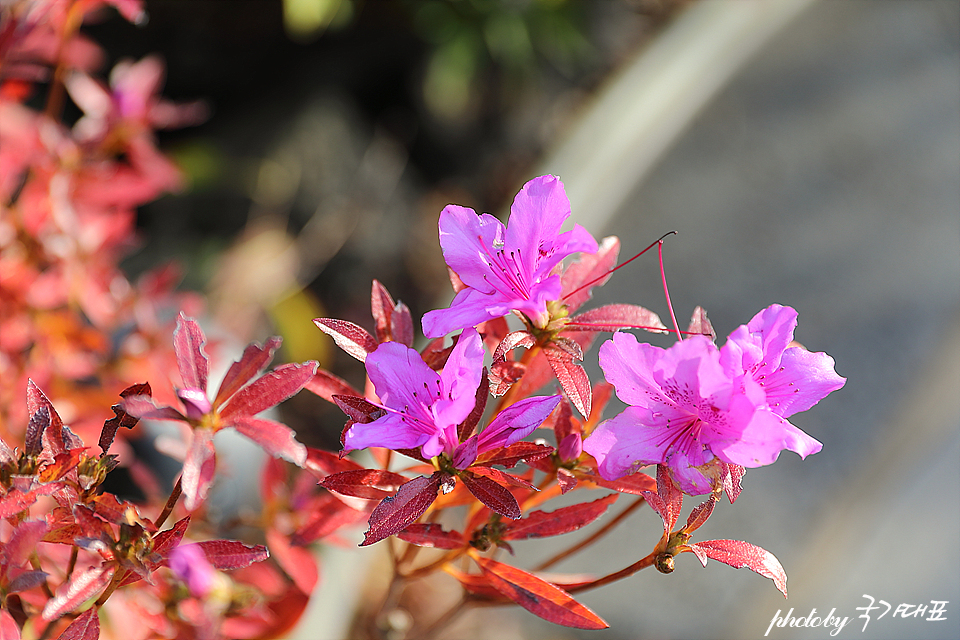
475, 557, 608, 630
688, 539, 788, 597
588, 470, 656, 496
213, 336, 282, 407
320, 469, 408, 500
304, 446, 365, 478
303, 369, 361, 403
469, 466, 536, 490
153, 516, 191, 557
460, 472, 520, 520
544, 348, 591, 418
687, 306, 716, 341
396, 523, 464, 549
54, 607, 99, 640
0, 609, 20, 640
196, 540, 269, 570
219, 361, 317, 421
313, 318, 377, 362
501, 493, 617, 541
173, 313, 209, 391
361, 473, 441, 546
291, 494, 367, 546
266, 528, 319, 594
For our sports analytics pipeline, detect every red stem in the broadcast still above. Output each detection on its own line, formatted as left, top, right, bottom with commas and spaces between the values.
563, 231, 677, 303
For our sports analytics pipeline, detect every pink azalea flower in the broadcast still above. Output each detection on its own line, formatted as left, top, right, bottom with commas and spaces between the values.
583, 306, 843, 495
421, 175, 598, 338
720, 304, 846, 419
168, 543, 215, 598
343, 328, 560, 466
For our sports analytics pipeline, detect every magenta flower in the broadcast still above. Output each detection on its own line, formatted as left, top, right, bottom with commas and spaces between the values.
583, 306, 843, 495
168, 543, 216, 598
343, 328, 560, 465
422, 175, 598, 338
720, 304, 846, 419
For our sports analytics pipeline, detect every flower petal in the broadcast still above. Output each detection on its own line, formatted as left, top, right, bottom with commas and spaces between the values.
478, 394, 561, 452
760, 346, 846, 417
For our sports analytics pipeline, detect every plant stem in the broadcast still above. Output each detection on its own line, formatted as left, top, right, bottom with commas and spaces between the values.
565, 551, 658, 594
533, 495, 646, 571
95, 569, 126, 607
153, 476, 182, 529
398, 549, 466, 580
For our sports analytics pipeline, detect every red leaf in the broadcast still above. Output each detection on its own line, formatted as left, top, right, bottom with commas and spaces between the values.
475, 557, 608, 630
544, 348, 592, 418
72, 505, 113, 549
474, 442, 554, 468
303, 447, 365, 478
0, 485, 55, 519
477, 317, 510, 353
391, 302, 414, 348
153, 516, 191, 557
313, 318, 377, 362
371, 279, 396, 344
721, 462, 745, 503
195, 539, 270, 570
331, 395, 385, 424
588, 470, 656, 496
492, 330, 536, 363
557, 469, 578, 494
173, 313, 209, 391
229, 416, 307, 466
181, 429, 216, 512
687, 306, 716, 341
120, 396, 185, 422
361, 473, 441, 547
420, 337, 454, 370
445, 566, 503, 600
1, 609, 20, 640
641, 465, 683, 533
489, 360, 526, 396
560, 235, 620, 313
266, 528, 318, 594
320, 469, 408, 500
396, 523, 464, 549
371, 280, 414, 347
684, 495, 717, 533
89, 494, 154, 532
501, 494, 617, 540
688, 539, 788, 597
303, 369, 361, 403
568, 304, 667, 333
42, 565, 114, 621
54, 607, 99, 640
26, 380, 63, 456
219, 361, 318, 420
460, 472, 520, 520
291, 494, 367, 545
213, 336, 282, 408
469, 466, 536, 490
38, 449, 85, 483
99, 382, 151, 454
1, 519, 48, 566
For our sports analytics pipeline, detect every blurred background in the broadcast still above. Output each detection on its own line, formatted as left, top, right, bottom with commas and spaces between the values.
84, 0, 958, 638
